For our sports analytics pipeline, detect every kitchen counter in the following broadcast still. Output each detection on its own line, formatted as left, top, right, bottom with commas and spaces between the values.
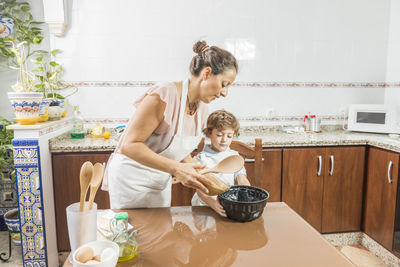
63, 202, 355, 267
49, 128, 400, 153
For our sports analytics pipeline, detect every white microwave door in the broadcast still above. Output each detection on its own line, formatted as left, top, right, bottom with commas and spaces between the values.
348, 109, 391, 133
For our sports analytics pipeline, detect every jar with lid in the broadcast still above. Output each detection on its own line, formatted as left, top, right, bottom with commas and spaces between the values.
109, 212, 138, 262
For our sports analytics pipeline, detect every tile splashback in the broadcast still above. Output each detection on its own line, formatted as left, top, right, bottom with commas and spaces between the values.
53, 0, 392, 120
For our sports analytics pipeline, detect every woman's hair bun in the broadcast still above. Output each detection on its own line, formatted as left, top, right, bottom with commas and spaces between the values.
193, 40, 208, 54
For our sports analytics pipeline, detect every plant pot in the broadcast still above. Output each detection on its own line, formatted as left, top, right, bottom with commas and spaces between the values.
8, 92, 43, 125
4, 208, 21, 246
38, 98, 51, 122
48, 105, 63, 121
51, 99, 67, 117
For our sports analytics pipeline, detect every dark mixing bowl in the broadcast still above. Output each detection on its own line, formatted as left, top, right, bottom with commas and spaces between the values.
218, 185, 270, 222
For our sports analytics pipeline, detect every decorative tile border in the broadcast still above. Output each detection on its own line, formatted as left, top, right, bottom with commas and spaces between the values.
238, 115, 347, 122
69, 81, 400, 88
38, 120, 70, 136
12, 139, 48, 267
83, 118, 129, 124
82, 115, 346, 125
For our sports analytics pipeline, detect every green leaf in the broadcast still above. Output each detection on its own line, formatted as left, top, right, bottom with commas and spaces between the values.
31, 67, 43, 72
47, 93, 64, 99
20, 5, 30, 11
32, 50, 48, 55
33, 57, 43, 63
49, 61, 57, 67
51, 49, 62, 56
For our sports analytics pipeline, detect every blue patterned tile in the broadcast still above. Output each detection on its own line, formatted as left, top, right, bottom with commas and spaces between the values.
12, 139, 48, 266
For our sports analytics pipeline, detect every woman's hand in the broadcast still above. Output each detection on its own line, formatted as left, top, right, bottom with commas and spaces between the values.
172, 162, 215, 194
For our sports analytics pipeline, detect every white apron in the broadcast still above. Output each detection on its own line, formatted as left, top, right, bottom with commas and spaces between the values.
107, 80, 202, 209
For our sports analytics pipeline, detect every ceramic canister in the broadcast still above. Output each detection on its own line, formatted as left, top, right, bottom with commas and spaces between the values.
4, 208, 21, 246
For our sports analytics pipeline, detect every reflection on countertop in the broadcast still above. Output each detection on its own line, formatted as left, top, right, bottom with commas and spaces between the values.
114, 203, 353, 267
48, 125, 400, 153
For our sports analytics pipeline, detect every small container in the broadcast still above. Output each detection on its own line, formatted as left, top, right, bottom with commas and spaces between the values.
109, 212, 138, 262
310, 115, 321, 132
304, 115, 311, 131
90, 124, 105, 138
71, 106, 85, 139
66, 202, 98, 262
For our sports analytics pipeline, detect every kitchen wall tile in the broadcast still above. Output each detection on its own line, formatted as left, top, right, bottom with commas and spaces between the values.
44, 0, 397, 121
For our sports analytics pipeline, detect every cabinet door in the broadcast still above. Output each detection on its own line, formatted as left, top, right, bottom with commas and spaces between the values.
258, 149, 282, 202
52, 152, 112, 251
282, 148, 325, 231
322, 146, 365, 233
363, 147, 399, 251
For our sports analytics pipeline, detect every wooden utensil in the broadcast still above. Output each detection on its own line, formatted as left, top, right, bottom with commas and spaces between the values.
79, 161, 94, 212
87, 162, 104, 210
199, 155, 244, 175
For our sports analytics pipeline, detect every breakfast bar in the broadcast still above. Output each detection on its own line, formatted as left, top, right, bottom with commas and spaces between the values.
64, 202, 355, 266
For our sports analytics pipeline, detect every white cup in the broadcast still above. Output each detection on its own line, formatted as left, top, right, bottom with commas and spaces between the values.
66, 202, 97, 262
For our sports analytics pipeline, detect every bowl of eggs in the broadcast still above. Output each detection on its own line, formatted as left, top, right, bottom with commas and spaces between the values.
73, 240, 119, 267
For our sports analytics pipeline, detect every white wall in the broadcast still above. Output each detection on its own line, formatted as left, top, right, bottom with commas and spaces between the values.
0, 0, 50, 121
1, 0, 393, 122
385, 0, 400, 106
55, 0, 389, 122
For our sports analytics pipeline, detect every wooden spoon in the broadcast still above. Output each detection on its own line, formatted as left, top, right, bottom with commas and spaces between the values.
199, 155, 244, 175
79, 161, 94, 212
87, 162, 104, 210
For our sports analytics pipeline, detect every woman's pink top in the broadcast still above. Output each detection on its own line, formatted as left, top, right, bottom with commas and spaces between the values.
117, 82, 209, 154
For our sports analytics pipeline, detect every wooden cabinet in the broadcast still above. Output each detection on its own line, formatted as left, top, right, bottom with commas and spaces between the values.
363, 147, 399, 251
245, 149, 282, 202
52, 152, 112, 251
282, 146, 365, 233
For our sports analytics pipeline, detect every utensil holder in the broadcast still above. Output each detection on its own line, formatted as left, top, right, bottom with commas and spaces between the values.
66, 202, 97, 262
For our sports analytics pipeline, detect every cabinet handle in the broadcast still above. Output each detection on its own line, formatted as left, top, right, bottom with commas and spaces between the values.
244, 158, 264, 163
388, 161, 393, 184
317, 155, 322, 176
329, 155, 334, 176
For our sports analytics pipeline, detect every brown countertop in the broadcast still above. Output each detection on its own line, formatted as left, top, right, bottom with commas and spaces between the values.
65, 202, 355, 266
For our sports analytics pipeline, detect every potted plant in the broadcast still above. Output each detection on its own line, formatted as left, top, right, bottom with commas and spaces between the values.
0, 117, 16, 232
1, 0, 45, 125
7, 41, 43, 124
32, 49, 78, 121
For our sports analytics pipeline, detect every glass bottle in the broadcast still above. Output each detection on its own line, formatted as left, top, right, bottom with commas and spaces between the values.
109, 212, 138, 262
70, 106, 85, 139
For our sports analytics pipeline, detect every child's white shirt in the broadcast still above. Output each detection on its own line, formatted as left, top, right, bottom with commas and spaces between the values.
191, 144, 247, 206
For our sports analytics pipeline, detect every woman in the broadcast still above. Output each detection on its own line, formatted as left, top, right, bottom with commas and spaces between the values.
105, 40, 238, 209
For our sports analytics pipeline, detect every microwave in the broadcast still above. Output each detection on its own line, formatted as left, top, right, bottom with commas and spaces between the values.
348, 104, 400, 134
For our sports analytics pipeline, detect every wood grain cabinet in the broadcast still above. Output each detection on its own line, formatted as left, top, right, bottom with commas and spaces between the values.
282, 146, 365, 233
245, 149, 282, 202
363, 147, 400, 251
52, 152, 112, 251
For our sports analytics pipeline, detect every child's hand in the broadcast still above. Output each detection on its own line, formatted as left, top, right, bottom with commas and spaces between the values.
209, 199, 227, 217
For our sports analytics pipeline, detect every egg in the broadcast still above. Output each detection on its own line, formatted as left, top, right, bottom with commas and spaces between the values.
75, 246, 94, 263
100, 247, 115, 262
93, 254, 101, 261
85, 259, 100, 265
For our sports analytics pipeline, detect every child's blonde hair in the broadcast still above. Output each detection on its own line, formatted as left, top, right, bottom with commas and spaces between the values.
203, 110, 240, 137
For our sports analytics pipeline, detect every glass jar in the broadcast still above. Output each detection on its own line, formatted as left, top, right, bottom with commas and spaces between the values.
109, 212, 138, 262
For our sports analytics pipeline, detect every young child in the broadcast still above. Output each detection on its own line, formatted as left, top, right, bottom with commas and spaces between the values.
191, 110, 250, 217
